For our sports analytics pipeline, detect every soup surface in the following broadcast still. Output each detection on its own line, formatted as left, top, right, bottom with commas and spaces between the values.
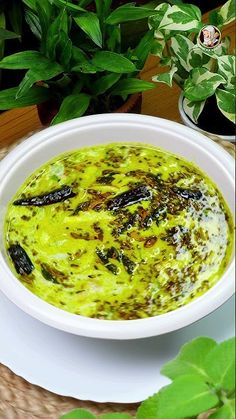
5, 143, 234, 319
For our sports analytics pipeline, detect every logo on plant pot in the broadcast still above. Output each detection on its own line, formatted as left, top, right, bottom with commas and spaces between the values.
198, 25, 221, 49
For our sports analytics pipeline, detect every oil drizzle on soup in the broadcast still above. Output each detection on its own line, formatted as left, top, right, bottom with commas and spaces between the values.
5, 143, 234, 320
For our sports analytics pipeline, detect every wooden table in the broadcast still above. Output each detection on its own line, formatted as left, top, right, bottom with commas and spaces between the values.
0, 56, 181, 150
0, 18, 235, 149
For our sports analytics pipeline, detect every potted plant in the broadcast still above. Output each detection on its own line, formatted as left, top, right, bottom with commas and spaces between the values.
0, 0, 24, 92
149, 0, 235, 141
0, 0, 159, 125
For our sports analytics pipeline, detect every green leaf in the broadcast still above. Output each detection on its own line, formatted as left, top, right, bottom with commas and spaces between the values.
72, 62, 97, 73
92, 51, 137, 73
134, 29, 155, 67
150, 38, 165, 58
79, 0, 93, 7
99, 413, 132, 419
57, 31, 73, 70
182, 97, 206, 124
95, 0, 103, 17
0, 12, 6, 59
22, 0, 37, 10
161, 337, 217, 381
159, 4, 202, 32
25, 9, 41, 40
100, 415, 133, 419
111, 78, 155, 95
204, 337, 236, 390
221, 36, 231, 54
92, 73, 121, 95
60, 408, 96, 419
71, 46, 97, 73
218, 55, 236, 90
210, 399, 235, 418
106, 26, 120, 52
52, 0, 85, 13
209, 9, 224, 27
103, 0, 113, 17
72, 46, 87, 62
173, 59, 189, 86
152, 65, 177, 87
106, 4, 160, 25
187, 47, 212, 71
0, 28, 20, 41
137, 375, 219, 419
0, 51, 49, 69
16, 62, 63, 98
170, 34, 194, 69
218, 0, 235, 25
74, 12, 102, 48
148, 3, 171, 31
51, 93, 91, 125
184, 68, 226, 101
46, 10, 68, 61
216, 86, 236, 123
0, 86, 50, 110
159, 56, 172, 67
8, 1, 23, 36
35, 0, 51, 50
36, 0, 52, 17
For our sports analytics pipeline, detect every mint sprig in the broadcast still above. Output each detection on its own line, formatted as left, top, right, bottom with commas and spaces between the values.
60, 337, 235, 419
60, 409, 96, 419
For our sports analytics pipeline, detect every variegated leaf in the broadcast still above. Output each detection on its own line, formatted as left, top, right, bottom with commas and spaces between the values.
221, 36, 231, 54
182, 97, 206, 124
152, 65, 177, 87
218, 55, 235, 89
187, 47, 212, 70
216, 88, 236, 123
184, 68, 226, 101
151, 38, 165, 58
154, 30, 164, 41
159, 56, 172, 67
158, 4, 202, 32
218, 0, 235, 25
172, 58, 189, 86
202, 39, 231, 59
171, 34, 194, 69
148, 3, 171, 31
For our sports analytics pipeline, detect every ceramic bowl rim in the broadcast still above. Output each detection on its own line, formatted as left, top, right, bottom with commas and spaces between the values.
0, 113, 234, 339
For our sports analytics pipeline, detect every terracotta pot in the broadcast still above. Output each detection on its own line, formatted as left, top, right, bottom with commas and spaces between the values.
114, 92, 142, 114
37, 93, 142, 126
37, 99, 59, 127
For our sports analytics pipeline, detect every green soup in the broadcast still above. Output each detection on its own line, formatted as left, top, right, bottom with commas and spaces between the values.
5, 143, 234, 320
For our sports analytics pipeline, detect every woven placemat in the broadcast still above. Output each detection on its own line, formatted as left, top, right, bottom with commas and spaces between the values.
0, 132, 235, 419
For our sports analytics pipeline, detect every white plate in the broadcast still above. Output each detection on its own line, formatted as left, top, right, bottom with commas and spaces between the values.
0, 290, 234, 403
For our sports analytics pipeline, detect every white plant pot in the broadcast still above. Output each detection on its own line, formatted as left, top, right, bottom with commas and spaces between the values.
178, 93, 235, 143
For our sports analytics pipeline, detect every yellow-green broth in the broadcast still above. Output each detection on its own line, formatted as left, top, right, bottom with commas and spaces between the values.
5, 143, 234, 320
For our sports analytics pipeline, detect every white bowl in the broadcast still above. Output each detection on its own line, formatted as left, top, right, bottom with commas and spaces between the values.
0, 114, 234, 340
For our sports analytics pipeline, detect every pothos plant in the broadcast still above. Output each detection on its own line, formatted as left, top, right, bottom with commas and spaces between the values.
60, 336, 235, 419
0, 0, 160, 125
148, 0, 235, 127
